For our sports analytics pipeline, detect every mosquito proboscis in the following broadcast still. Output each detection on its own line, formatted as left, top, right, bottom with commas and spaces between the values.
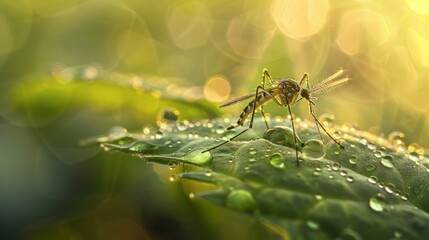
202, 68, 350, 166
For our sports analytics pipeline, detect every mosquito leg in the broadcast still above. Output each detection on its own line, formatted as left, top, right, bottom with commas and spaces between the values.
309, 104, 344, 148
285, 101, 300, 167
260, 106, 269, 130
202, 84, 265, 153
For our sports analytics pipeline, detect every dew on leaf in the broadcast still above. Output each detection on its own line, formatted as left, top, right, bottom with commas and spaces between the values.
302, 139, 326, 160
263, 126, 297, 148
332, 163, 341, 171
367, 142, 377, 151
129, 141, 157, 152
365, 164, 376, 172
249, 147, 257, 155
369, 193, 385, 212
269, 153, 285, 169
346, 176, 354, 183
368, 176, 378, 184
339, 170, 347, 176
169, 174, 178, 182
315, 194, 323, 200
381, 156, 394, 168
183, 148, 213, 166
306, 220, 320, 230
349, 156, 358, 165
169, 161, 179, 170
216, 126, 225, 134
204, 170, 212, 177
360, 138, 368, 145
249, 158, 256, 163
374, 151, 382, 158
226, 189, 256, 212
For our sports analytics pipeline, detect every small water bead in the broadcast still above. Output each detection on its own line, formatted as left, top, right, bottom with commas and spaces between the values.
157, 108, 180, 130
368, 176, 378, 184
385, 183, 395, 194
205, 170, 212, 177
183, 148, 213, 166
269, 153, 285, 169
401, 194, 409, 201
381, 156, 394, 168
339, 170, 347, 176
365, 164, 376, 172
360, 138, 368, 145
350, 144, 356, 148
329, 175, 334, 179
349, 156, 358, 165
215, 126, 225, 134
263, 126, 296, 148
369, 193, 385, 212
169, 161, 179, 170
249, 158, 256, 163
374, 151, 382, 158
332, 163, 341, 171
302, 139, 326, 160
226, 189, 256, 212
169, 174, 179, 182
346, 176, 354, 183
315, 194, 323, 200
367, 142, 377, 151
306, 220, 320, 230
249, 147, 257, 155
313, 171, 321, 176
334, 148, 342, 155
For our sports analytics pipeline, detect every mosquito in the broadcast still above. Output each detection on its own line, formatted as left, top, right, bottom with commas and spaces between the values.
202, 68, 350, 166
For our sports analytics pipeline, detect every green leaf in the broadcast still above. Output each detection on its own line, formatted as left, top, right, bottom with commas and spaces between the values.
87, 117, 429, 240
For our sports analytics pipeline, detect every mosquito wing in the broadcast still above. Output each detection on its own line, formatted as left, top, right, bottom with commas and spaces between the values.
219, 92, 256, 108
309, 69, 350, 95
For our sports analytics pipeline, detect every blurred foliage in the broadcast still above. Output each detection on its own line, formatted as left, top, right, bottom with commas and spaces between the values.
1, 0, 429, 239
90, 117, 429, 240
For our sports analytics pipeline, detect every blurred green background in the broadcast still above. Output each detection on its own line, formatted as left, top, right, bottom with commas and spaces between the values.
1, 0, 429, 239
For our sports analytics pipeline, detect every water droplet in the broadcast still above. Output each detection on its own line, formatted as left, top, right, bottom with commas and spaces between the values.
183, 149, 213, 166
360, 138, 368, 145
204, 170, 212, 177
263, 126, 297, 148
328, 175, 334, 179
155, 131, 163, 139
169, 161, 178, 170
334, 148, 342, 155
368, 176, 378, 184
374, 151, 382, 158
169, 174, 178, 182
369, 193, 385, 212
315, 194, 323, 200
129, 141, 157, 152
306, 220, 319, 230
249, 158, 256, 163
385, 183, 395, 194
401, 194, 409, 201
214, 125, 225, 134
313, 171, 321, 176
189, 193, 195, 199
365, 164, 376, 172
346, 176, 354, 183
332, 163, 341, 171
302, 139, 326, 160
339, 170, 347, 176
226, 189, 256, 212
269, 153, 285, 169
349, 156, 358, 165
381, 156, 394, 168
367, 142, 377, 151
249, 147, 257, 155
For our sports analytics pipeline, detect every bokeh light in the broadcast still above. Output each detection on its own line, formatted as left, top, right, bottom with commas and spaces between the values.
270, 0, 330, 40
407, 0, 429, 15
336, 9, 391, 56
203, 76, 231, 102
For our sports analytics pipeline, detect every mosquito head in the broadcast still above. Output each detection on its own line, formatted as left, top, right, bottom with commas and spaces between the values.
301, 88, 310, 100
